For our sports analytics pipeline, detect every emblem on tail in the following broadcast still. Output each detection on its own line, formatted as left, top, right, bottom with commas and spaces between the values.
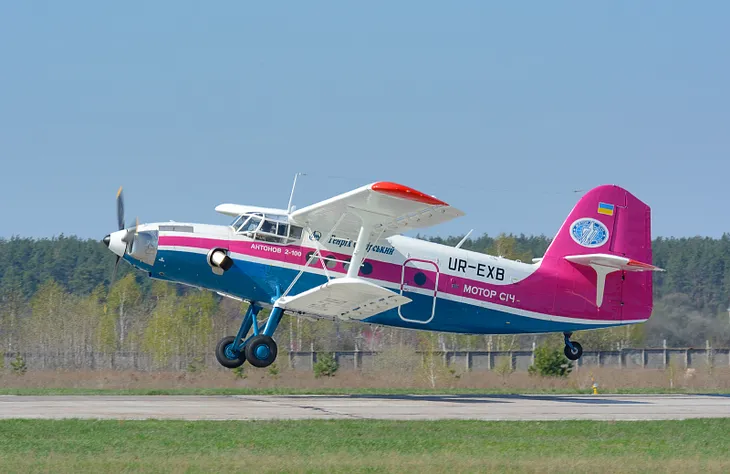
570, 218, 610, 248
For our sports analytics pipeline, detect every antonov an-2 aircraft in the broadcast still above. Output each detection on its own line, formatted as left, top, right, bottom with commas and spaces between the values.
103, 181, 662, 369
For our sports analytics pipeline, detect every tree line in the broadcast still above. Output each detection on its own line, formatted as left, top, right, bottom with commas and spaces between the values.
0, 233, 728, 366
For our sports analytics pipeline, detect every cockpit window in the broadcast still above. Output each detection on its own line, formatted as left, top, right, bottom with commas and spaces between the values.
256, 219, 285, 243
241, 217, 261, 233
230, 212, 304, 244
230, 216, 244, 228
260, 220, 277, 235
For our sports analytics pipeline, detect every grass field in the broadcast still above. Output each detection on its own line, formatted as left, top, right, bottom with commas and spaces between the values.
0, 366, 728, 396
0, 419, 728, 473
2, 366, 730, 394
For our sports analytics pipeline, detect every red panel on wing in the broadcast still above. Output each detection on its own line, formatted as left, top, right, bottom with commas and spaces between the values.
371, 182, 447, 206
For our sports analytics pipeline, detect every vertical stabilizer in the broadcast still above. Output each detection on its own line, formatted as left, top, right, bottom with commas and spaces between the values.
543, 185, 655, 323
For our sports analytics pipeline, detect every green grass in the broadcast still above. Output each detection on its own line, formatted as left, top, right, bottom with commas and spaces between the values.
0, 386, 727, 396
0, 419, 728, 473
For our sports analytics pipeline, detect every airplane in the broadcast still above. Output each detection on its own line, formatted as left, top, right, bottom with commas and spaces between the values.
102, 180, 663, 369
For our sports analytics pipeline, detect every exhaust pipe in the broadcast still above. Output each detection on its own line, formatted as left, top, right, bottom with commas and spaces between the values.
208, 249, 233, 274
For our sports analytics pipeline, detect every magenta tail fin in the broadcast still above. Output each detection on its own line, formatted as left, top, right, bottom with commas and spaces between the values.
544, 185, 655, 323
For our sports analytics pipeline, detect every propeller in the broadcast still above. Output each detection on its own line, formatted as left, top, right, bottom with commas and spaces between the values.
108, 187, 139, 287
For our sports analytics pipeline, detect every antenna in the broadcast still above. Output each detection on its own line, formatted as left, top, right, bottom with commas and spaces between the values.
455, 229, 473, 249
287, 173, 306, 213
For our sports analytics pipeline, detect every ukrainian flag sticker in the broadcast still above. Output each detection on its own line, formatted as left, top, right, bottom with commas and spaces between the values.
597, 202, 615, 216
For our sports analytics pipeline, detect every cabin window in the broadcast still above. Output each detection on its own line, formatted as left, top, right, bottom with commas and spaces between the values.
324, 255, 337, 270
289, 225, 303, 240
305, 251, 318, 264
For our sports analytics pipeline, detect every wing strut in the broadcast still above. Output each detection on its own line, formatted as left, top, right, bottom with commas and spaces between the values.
345, 210, 387, 278
347, 221, 375, 278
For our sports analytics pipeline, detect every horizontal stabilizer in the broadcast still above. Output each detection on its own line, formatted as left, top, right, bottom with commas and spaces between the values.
275, 277, 411, 321
565, 254, 664, 272
565, 254, 663, 308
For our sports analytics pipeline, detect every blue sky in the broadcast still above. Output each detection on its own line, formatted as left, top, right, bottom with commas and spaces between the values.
1, 2, 727, 240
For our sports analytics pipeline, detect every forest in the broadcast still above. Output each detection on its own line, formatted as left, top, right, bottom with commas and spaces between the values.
0, 232, 729, 368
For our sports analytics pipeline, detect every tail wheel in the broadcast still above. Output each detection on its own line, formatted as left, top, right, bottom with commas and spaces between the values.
244, 335, 278, 368
564, 341, 583, 361
215, 336, 246, 368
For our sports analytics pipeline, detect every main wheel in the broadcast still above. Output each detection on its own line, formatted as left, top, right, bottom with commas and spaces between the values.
215, 336, 246, 369
564, 341, 583, 361
244, 335, 278, 368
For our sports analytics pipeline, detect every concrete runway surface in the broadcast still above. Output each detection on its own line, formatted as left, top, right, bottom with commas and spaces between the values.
0, 394, 728, 421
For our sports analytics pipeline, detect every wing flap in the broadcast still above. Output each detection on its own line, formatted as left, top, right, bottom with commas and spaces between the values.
276, 277, 411, 320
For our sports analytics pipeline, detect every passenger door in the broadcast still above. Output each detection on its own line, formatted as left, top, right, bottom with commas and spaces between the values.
398, 258, 439, 324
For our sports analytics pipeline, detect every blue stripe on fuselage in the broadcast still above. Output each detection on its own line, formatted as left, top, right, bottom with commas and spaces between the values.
136, 249, 621, 334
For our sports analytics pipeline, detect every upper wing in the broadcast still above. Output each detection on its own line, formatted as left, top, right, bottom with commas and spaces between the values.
289, 181, 463, 241
215, 204, 290, 218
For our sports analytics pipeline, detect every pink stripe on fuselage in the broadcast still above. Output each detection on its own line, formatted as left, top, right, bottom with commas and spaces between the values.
157, 235, 623, 322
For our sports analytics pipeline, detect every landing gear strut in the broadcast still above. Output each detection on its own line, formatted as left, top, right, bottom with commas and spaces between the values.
563, 332, 583, 361
215, 303, 285, 369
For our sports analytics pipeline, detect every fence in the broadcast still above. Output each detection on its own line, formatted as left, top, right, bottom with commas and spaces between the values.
6, 344, 730, 372
290, 346, 730, 372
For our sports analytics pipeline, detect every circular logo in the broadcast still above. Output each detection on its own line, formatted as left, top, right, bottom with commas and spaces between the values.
309, 231, 322, 241
570, 218, 609, 248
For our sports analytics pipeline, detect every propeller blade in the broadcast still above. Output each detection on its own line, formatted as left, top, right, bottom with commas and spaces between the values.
116, 186, 125, 231
109, 187, 128, 288
121, 229, 134, 244
111, 255, 121, 287
121, 216, 139, 246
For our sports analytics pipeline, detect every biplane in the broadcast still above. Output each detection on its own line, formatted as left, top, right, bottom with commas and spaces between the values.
103, 180, 662, 369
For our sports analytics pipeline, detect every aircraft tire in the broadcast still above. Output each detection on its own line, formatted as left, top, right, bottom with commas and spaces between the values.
564, 341, 583, 361
215, 336, 246, 369
245, 335, 278, 368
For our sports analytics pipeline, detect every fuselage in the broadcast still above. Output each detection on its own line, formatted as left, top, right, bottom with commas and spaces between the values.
114, 221, 644, 335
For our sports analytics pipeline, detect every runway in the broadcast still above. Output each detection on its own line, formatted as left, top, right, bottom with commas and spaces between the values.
0, 394, 728, 421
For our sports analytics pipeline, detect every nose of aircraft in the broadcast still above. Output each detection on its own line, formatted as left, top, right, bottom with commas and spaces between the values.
102, 230, 128, 258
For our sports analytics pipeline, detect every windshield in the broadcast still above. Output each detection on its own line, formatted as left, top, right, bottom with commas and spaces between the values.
240, 216, 261, 233
230, 216, 244, 228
